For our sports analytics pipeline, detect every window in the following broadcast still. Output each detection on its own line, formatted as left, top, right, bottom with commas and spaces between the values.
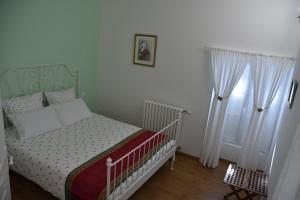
220, 64, 293, 170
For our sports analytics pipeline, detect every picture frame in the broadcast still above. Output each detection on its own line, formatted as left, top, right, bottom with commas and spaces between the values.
133, 34, 157, 67
288, 80, 298, 109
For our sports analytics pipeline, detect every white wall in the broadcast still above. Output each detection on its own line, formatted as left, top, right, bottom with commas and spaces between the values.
268, 48, 300, 197
98, 0, 300, 156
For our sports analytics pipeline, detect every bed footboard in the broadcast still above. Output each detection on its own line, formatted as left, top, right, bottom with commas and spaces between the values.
106, 119, 179, 200
106, 100, 190, 200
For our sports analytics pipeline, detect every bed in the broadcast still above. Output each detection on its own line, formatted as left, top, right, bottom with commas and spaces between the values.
0, 64, 188, 200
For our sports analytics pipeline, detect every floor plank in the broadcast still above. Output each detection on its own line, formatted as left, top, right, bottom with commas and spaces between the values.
10, 153, 234, 200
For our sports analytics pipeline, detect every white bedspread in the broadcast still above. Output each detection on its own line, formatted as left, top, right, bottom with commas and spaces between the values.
5, 113, 141, 200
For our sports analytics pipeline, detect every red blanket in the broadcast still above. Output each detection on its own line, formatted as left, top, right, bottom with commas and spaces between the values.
65, 130, 166, 200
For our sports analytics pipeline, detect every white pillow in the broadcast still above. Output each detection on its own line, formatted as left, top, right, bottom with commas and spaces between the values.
2, 92, 43, 114
52, 98, 92, 126
45, 87, 76, 105
8, 106, 62, 140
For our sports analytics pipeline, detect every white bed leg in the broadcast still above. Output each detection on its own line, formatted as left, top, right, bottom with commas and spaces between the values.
171, 152, 176, 171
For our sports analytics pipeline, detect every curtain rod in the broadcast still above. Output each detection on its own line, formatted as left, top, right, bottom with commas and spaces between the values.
204, 46, 296, 61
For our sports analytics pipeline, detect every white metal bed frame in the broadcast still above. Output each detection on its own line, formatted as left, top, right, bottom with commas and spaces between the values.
0, 64, 79, 99
106, 111, 181, 200
0, 64, 79, 127
0, 64, 190, 200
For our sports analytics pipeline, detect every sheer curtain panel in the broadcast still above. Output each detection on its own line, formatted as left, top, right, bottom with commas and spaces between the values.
238, 56, 295, 170
200, 48, 249, 168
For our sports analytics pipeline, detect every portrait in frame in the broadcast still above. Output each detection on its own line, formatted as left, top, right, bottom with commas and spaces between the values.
133, 34, 157, 67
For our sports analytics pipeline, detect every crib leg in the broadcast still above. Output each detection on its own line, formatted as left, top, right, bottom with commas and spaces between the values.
171, 152, 176, 171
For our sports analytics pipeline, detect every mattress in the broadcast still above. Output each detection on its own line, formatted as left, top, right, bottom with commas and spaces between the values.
5, 113, 141, 200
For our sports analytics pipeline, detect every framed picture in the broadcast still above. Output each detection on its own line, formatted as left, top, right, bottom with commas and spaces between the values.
133, 34, 157, 67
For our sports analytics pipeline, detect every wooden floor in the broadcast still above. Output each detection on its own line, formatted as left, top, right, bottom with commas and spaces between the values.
10, 153, 234, 200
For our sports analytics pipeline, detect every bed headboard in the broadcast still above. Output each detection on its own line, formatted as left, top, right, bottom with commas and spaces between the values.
0, 64, 79, 127
0, 64, 79, 99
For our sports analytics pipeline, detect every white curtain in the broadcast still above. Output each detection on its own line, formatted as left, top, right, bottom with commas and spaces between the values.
238, 56, 295, 170
200, 48, 249, 168
272, 125, 300, 200
221, 64, 292, 170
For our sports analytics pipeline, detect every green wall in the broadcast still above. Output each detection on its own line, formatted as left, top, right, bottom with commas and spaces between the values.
0, 0, 101, 111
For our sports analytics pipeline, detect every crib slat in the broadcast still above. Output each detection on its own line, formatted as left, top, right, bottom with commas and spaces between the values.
113, 165, 116, 196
